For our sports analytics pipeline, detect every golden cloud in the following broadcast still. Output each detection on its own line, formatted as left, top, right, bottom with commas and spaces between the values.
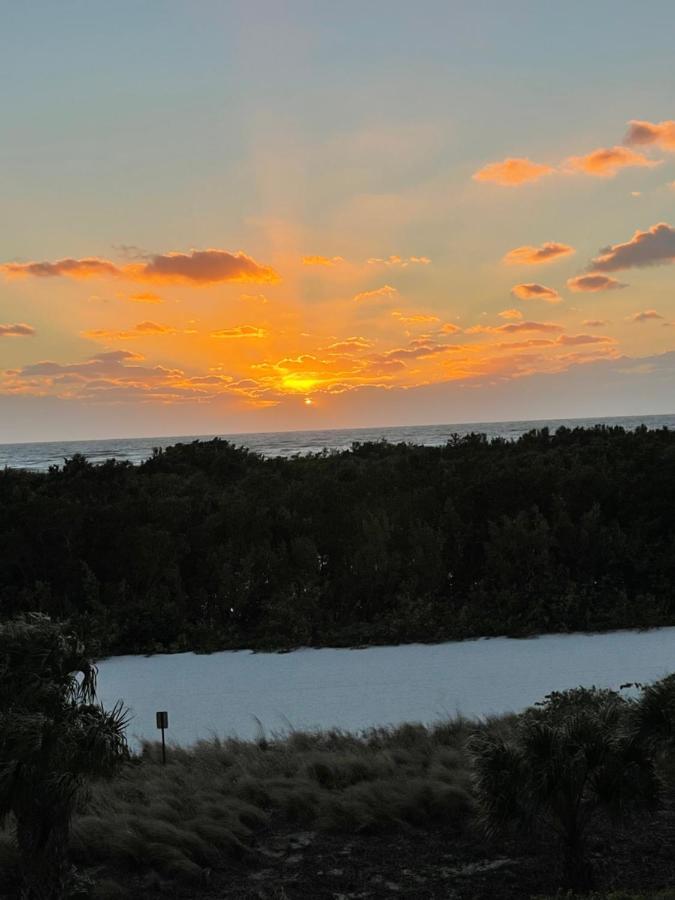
498, 309, 524, 320
128, 292, 163, 303
503, 242, 575, 265
82, 321, 178, 340
323, 337, 374, 353
564, 146, 659, 177
555, 333, 613, 346
302, 255, 344, 266
392, 311, 441, 325
511, 283, 561, 302
472, 157, 555, 186
210, 325, 268, 338
353, 284, 398, 303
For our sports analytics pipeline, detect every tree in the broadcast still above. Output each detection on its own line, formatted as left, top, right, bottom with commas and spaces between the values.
471, 687, 659, 893
0, 614, 129, 900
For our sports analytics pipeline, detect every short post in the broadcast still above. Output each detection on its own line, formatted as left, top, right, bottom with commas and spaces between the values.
156, 710, 169, 765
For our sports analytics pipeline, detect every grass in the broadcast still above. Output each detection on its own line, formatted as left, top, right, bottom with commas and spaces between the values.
66, 717, 482, 891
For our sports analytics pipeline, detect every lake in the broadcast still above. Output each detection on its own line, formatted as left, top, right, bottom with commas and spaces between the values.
97, 627, 675, 749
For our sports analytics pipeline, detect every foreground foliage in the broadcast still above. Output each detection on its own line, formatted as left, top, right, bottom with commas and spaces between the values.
472, 688, 661, 892
0, 616, 128, 899
2, 425, 675, 655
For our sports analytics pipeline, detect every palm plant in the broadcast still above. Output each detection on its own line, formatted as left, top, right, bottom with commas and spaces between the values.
471, 687, 660, 893
631, 674, 675, 749
0, 614, 129, 900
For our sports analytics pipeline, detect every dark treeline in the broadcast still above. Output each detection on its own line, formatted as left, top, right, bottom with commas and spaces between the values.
1, 424, 675, 656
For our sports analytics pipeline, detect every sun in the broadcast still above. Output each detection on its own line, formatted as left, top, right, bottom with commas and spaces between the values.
304, 397, 314, 406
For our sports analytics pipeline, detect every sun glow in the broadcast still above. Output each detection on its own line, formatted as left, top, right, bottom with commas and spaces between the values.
281, 375, 322, 393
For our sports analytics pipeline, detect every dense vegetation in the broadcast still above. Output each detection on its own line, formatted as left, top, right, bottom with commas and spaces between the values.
2, 425, 675, 655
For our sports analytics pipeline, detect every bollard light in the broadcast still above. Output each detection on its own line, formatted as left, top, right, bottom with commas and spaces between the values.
156, 710, 168, 764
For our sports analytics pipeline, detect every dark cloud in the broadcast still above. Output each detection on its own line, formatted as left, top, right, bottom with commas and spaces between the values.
140, 249, 279, 284
629, 310, 664, 323
624, 120, 675, 151
567, 274, 626, 292
1, 249, 280, 285
590, 223, 675, 272
2, 258, 120, 278
0, 323, 35, 337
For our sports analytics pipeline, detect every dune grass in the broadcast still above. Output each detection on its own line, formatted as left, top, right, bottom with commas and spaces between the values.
64, 717, 487, 891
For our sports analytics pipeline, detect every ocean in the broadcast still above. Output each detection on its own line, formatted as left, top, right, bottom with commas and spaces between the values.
2, 412, 675, 471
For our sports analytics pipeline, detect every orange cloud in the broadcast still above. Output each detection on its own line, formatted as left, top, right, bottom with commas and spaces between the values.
210, 325, 268, 338
368, 255, 431, 267
1, 249, 279, 285
467, 320, 564, 335
583, 319, 609, 327
374, 340, 464, 363
555, 333, 613, 346
494, 338, 555, 349
564, 146, 659, 177
136, 321, 175, 333
392, 311, 440, 325
128, 292, 163, 303
353, 284, 398, 302
302, 255, 344, 266
323, 337, 374, 353
511, 283, 561, 302
0, 323, 35, 337
472, 157, 555, 186
503, 242, 575, 265
590, 222, 675, 272
440, 322, 462, 334
628, 310, 664, 323
82, 321, 178, 340
567, 274, 626, 292
625, 119, 675, 151
498, 308, 523, 320
275, 354, 337, 373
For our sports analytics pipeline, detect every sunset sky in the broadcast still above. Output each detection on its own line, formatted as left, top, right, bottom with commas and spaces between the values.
2, 1, 675, 442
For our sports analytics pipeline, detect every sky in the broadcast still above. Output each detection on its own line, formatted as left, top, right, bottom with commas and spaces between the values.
2, 0, 675, 442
